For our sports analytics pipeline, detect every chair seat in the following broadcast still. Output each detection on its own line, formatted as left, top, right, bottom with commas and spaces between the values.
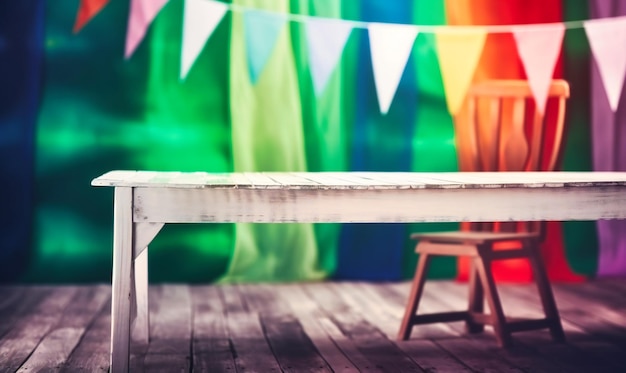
411, 231, 540, 244
411, 231, 540, 259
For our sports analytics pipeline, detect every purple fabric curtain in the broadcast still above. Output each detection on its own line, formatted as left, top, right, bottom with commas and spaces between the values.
590, 0, 626, 277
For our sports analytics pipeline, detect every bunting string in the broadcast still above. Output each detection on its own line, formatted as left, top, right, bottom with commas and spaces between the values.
225, 2, 626, 33
74, 0, 626, 114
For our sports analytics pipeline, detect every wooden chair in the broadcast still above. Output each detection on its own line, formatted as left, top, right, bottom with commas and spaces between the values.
398, 79, 570, 347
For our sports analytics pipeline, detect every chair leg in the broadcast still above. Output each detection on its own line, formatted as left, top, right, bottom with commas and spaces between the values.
474, 253, 511, 347
527, 245, 566, 343
466, 259, 484, 333
398, 250, 431, 340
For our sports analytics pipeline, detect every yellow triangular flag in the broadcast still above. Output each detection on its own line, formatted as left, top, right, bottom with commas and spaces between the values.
435, 28, 487, 115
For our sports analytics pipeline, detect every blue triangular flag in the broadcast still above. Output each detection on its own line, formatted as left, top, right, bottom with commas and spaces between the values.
305, 18, 352, 96
243, 9, 286, 84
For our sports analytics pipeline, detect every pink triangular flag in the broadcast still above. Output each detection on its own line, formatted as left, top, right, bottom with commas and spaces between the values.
368, 22, 419, 114
512, 24, 565, 114
125, 0, 170, 59
584, 17, 626, 112
305, 18, 353, 96
181, 0, 228, 80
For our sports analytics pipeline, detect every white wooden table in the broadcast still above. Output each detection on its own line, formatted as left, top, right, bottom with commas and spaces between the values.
92, 170, 626, 372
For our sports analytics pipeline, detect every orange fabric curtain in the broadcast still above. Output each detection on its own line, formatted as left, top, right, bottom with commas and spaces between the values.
445, 0, 584, 282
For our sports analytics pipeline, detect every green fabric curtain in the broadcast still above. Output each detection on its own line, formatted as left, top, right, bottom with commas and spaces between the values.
143, 0, 234, 282
561, 0, 597, 276
221, 0, 324, 282
291, 0, 349, 278
24, 0, 235, 283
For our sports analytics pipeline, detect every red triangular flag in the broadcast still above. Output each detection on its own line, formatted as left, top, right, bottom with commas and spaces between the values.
74, 0, 110, 33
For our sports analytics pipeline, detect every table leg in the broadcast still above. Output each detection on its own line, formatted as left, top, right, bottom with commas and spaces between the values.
111, 187, 133, 373
131, 222, 163, 344
132, 247, 149, 344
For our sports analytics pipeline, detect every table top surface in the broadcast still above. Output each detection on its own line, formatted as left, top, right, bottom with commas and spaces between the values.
92, 171, 626, 190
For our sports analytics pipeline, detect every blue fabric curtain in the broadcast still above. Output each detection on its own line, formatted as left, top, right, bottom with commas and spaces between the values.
0, 0, 44, 281
335, 0, 418, 280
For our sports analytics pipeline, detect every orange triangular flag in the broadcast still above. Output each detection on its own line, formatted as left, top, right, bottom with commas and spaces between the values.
73, 0, 110, 33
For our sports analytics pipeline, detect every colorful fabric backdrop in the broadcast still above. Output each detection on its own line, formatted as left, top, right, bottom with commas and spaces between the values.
1, 0, 623, 283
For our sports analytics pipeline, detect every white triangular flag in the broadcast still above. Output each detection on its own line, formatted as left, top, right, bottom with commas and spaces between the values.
584, 17, 626, 112
180, 0, 227, 80
243, 9, 286, 84
368, 22, 418, 114
512, 24, 565, 114
305, 17, 352, 96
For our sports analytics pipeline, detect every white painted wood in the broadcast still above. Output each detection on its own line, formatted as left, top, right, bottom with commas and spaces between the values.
243, 172, 283, 187
111, 187, 133, 373
228, 172, 254, 186
133, 222, 163, 258
132, 185, 626, 223
292, 172, 376, 187
93, 171, 240, 189
93, 171, 626, 189
263, 172, 324, 186
129, 223, 162, 345
131, 247, 149, 344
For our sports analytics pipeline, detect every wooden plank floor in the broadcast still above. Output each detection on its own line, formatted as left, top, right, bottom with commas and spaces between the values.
1, 279, 626, 372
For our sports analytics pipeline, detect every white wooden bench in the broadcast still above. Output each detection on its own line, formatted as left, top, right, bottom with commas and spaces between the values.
92, 170, 626, 372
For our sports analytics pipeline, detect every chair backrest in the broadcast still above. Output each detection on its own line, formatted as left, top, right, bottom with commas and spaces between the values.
455, 79, 570, 173
454, 79, 570, 234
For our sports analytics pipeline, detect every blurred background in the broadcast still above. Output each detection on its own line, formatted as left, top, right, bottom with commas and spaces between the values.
1, 0, 624, 284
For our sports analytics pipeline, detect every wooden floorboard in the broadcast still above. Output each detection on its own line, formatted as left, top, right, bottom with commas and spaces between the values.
0, 279, 625, 372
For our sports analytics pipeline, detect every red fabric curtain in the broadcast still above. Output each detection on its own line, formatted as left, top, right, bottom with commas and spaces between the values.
445, 0, 584, 282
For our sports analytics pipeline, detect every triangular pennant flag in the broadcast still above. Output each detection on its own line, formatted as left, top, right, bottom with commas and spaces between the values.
181, 0, 228, 80
243, 10, 287, 84
125, 0, 170, 59
368, 22, 418, 114
435, 28, 487, 115
513, 24, 565, 114
305, 18, 353, 96
73, 0, 110, 33
584, 17, 626, 112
